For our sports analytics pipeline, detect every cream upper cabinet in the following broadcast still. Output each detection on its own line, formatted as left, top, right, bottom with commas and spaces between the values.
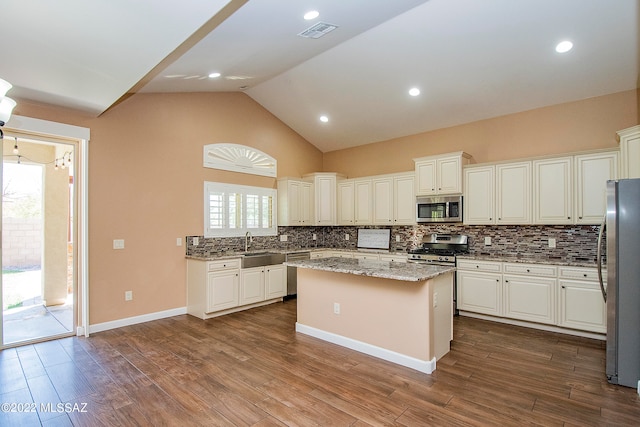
338, 178, 373, 225
496, 161, 531, 224
618, 125, 640, 179
337, 180, 355, 225
414, 152, 471, 195
277, 178, 313, 226
372, 177, 394, 225
533, 157, 573, 224
304, 173, 343, 226
393, 173, 415, 225
464, 165, 495, 225
354, 179, 373, 224
575, 151, 618, 224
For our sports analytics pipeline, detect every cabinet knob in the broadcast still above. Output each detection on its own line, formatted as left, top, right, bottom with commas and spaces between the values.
489, 218, 492, 220
567, 217, 571, 219
505, 280, 509, 283
526, 269, 530, 272
579, 216, 583, 219
438, 188, 442, 190
476, 265, 479, 268
496, 279, 499, 282
583, 273, 587, 277
562, 285, 565, 289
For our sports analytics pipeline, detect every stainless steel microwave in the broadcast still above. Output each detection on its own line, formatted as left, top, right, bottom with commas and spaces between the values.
416, 195, 463, 223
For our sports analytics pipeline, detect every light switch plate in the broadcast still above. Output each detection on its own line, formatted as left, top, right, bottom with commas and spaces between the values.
312, 233, 317, 240
280, 234, 288, 242
176, 238, 182, 247
484, 237, 492, 246
548, 238, 556, 248
113, 239, 125, 250
396, 235, 401, 242
192, 237, 199, 245
345, 234, 349, 241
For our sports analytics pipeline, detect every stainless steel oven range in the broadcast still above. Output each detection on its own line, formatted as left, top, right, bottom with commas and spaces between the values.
408, 233, 469, 314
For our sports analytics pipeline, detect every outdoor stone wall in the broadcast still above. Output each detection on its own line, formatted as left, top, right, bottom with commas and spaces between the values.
2, 218, 42, 269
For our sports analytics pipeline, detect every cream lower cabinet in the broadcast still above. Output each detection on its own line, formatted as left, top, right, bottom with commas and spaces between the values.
457, 260, 503, 316
241, 264, 286, 305
265, 264, 287, 299
457, 270, 503, 316
187, 258, 241, 318
458, 259, 606, 335
558, 267, 606, 333
240, 267, 266, 305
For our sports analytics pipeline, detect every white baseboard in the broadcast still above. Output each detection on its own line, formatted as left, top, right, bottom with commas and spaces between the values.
89, 307, 187, 334
295, 322, 436, 374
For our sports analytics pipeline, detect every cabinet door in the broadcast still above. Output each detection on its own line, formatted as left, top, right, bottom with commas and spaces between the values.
372, 178, 394, 225
393, 174, 415, 224
415, 159, 437, 195
314, 175, 336, 225
438, 156, 462, 194
240, 267, 265, 305
464, 166, 495, 224
503, 275, 556, 324
207, 270, 239, 312
299, 182, 313, 225
533, 157, 573, 224
575, 152, 618, 224
496, 162, 531, 224
558, 280, 606, 333
337, 181, 355, 225
618, 125, 640, 179
354, 179, 373, 224
287, 181, 302, 225
265, 265, 287, 299
457, 271, 502, 316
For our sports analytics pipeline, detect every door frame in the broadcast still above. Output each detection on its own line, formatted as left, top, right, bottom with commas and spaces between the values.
3, 114, 90, 339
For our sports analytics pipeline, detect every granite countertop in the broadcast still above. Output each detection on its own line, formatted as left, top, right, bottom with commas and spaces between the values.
456, 254, 599, 268
284, 257, 454, 282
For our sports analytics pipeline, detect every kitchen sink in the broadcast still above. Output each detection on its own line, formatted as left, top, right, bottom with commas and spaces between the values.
241, 252, 285, 268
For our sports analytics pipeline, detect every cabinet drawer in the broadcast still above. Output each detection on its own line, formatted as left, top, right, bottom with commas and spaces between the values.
558, 267, 604, 281
503, 263, 556, 277
208, 258, 241, 271
379, 254, 407, 263
457, 260, 502, 273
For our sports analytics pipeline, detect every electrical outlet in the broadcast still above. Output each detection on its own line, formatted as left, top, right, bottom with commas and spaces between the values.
548, 238, 556, 248
345, 234, 349, 241
396, 235, 401, 242
484, 236, 492, 245
333, 302, 340, 314
125, 291, 133, 301
113, 239, 125, 250
280, 234, 288, 242
312, 233, 317, 240
192, 237, 199, 245
176, 237, 182, 246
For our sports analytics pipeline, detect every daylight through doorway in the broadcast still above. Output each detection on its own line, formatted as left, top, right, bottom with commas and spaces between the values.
2, 138, 75, 346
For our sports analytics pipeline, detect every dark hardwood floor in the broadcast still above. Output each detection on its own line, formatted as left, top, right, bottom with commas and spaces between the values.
1, 299, 639, 426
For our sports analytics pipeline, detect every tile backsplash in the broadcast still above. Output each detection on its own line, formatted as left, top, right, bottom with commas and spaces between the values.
186, 223, 603, 264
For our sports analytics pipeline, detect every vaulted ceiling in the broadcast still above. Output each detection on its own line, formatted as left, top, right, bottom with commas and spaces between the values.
2, 0, 638, 152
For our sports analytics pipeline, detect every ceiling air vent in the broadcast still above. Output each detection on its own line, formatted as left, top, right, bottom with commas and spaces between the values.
298, 22, 338, 39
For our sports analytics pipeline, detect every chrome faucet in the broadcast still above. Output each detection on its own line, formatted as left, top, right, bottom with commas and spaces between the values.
245, 231, 253, 252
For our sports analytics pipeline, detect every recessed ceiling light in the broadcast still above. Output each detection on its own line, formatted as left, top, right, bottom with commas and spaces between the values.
208, 72, 221, 78
304, 10, 319, 20
409, 87, 420, 97
319, 115, 329, 123
555, 41, 573, 53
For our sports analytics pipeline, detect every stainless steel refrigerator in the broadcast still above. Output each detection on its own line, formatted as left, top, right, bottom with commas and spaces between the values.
600, 179, 640, 388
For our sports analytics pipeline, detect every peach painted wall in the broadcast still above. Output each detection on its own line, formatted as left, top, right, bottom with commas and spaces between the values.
322, 89, 639, 178
12, 92, 323, 324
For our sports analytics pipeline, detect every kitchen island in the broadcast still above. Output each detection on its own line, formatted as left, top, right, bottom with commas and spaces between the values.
284, 257, 455, 374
